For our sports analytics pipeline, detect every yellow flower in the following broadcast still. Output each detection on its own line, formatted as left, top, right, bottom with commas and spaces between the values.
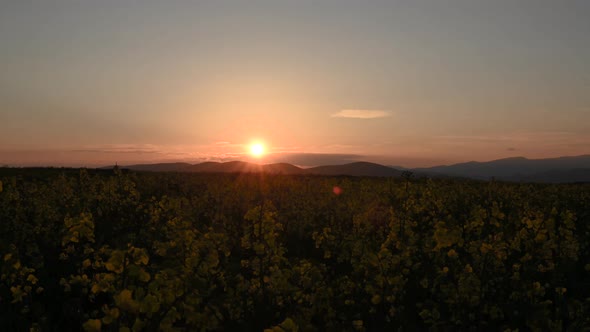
26, 274, 38, 285
352, 320, 363, 330
82, 319, 101, 332
447, 249, 458, 258
371, 294, 382, 304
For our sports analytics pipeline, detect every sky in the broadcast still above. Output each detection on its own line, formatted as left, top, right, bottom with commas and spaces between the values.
1, 0, 589, 167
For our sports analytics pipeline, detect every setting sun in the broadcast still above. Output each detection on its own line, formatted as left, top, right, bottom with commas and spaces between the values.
249, 143, 265, 157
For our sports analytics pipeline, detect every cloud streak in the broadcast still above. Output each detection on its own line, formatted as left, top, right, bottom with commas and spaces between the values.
331, 109, 391, 119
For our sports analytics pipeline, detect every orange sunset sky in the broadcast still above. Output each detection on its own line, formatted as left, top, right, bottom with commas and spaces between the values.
1, 1, 589, 167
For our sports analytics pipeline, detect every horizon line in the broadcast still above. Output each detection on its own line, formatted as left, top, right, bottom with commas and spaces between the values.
2, 153, 589, 170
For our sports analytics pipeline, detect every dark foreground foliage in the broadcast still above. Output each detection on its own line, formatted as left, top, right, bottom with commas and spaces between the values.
1, 168, 589, 331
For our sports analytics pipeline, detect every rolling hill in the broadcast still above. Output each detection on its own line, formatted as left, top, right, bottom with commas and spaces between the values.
115, 161, 399, 177
306, 162, 402, 177
414, 155, 590, 181
107, 155, 590, 182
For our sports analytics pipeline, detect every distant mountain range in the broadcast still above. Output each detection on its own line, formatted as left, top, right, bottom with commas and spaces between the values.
108, 155, 590, 183
113, 161, 402, 177
414, 155, 590, 182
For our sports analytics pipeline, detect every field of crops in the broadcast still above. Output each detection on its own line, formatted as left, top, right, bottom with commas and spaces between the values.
1, 168, 589, 331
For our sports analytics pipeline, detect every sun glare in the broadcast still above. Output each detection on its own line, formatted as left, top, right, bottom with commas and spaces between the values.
250, 143, 265, 157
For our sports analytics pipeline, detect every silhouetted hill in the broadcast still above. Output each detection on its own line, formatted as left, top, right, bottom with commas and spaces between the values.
414, 155, 590, 181
190, 161, 260, 173
509, 168, 590, 183
105, 155, 590, 182
118, 162, 193, 172
118, 161, 304, 175
263, 163, 306, 174
306, 162, 402, 177
113, 161, 400, 177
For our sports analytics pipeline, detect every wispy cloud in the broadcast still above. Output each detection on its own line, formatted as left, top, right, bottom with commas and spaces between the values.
331, 109, 391, 119
71, 144, 162, 154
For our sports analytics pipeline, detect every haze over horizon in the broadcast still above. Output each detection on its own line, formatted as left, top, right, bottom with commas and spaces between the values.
2, 1, 589, 168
